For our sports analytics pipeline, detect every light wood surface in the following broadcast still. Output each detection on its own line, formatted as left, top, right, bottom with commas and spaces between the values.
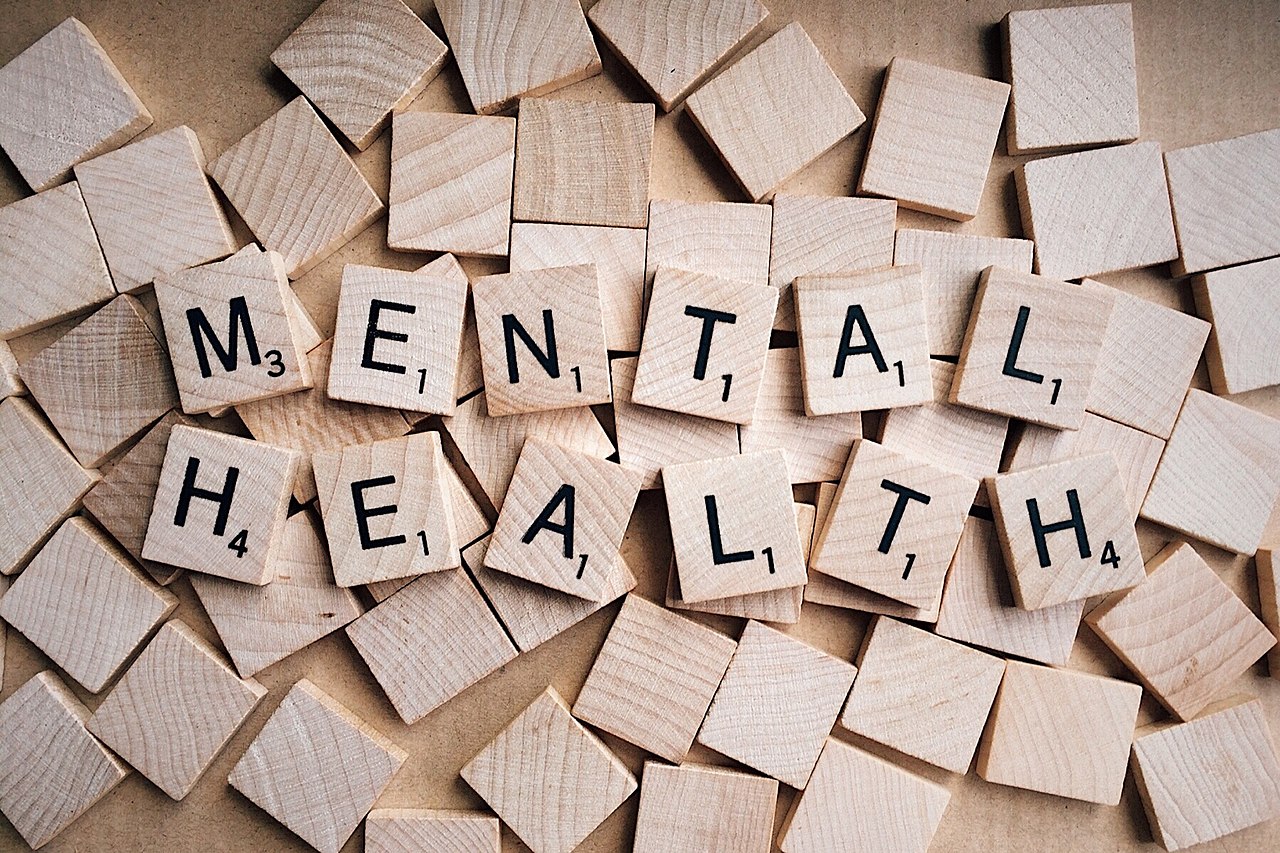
633, 761, 777, 853
0, 341, 22, 400
1261, 548, 1280, 680
1193, 257, 1280, 395
366, 808, 500, 853
644, 198, 771, 296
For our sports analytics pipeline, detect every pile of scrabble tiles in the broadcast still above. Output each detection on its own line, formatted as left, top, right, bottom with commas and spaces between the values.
0, 0, 1278, 851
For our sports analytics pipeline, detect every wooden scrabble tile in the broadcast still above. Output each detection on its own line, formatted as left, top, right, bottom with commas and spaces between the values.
1003, 4, 1139, 154
1261, 548, 1280, 679
697, 621, 856, 788
686, 23, 864, 202
1194, 257, 1280, 395
951, 266, 1112, 430
142, 425, 298, 585
512, 97, 655, 229
487, 438, 642, 601
388, 111, 514, 256
893, 229, 1035, 358
461, 687, 637, 853
510, 223, 648, 352
206, 97, 384, 279
229, 679, 407, 853
858, 58, 1009, 220
0, 181, 114, 340
0, 517, 176, 692
779, 738, 950, 853
1165, 127, 1280, 275
644, 198, 771, 297
366, 809, 499, 853
473, 265, 612, 416
75, 125, 234, 293
1140, 389, 1280, 555
1131, 696, 1280, 850
0, 17, 151, 191
633, 762, 777, 853
0, 575, 6, 687
440, 453, 493, 549
977, 660, 1141, 804
347, 567, 517, 725
0, 671, 129, 849
0, 341, 22, 400
573, 595, 737, 762
271, 0, 448, 150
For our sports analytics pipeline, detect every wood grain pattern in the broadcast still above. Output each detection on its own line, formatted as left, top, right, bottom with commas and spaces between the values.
0, 341, 22, 400
366, 808, 499, 853
633, 761, 777, 853
1193, 257, 1280, 395
644, 198, 771, 297
1261, 548, 1280, 679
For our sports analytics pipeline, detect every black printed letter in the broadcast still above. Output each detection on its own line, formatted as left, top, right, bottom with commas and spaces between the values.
351, 476, 406, 550
684, 306, 737, 381
522, 484, 575, 557
503, 310, 559, 384
705, 494, 753, 564
1026, 489, 1090, 568
186, 296, 261, 379
173, 457, 238, 536
834, 304, 887, 378
1002, 305, 1045, 384
362, 300, 416, 375
878, 479, 931, 554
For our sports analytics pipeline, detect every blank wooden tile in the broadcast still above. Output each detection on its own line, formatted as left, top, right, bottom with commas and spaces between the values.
229, 679, 407, 853
977, 660, 1141, 804
644, 198, 771, 297
1261, 548, 1280, 679
858, 58, 1009, 220
633, 761, 777, 853
0, 575, 6, 687
0, 671, 129, 849
1132, 696, 1280, 851
573, 595, 737, 763
1141, 389, 1280, 555
206, 97, 384, 279
271, 0, 448, 150
461, 687, 637, 853
686, 23, 864, 202
1003, 3, 1139, 154
366, 808, 499, 853
0, 341, 23, 400
779, 738, 950, 853
0, 517, 176, 693
388, 112, 514, 256
1194, 256, 1280, 395
0, 17, 151, 191
437, 0, 601, 116
952, 266, 1112, 430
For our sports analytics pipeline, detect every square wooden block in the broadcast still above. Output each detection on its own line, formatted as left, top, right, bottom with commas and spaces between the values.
1261, 548, 1280, 679
271, 0, 448, 150
633, 762, 777, 853
633, 267, 776, 425
461, 687, 637, 853
366, 809, 499, 853
1194, 257, 1280, 395
858, 58, 1009, 220
0, 17, 151, 191
952, 266, 1112, 430
0, 341, 22, 400
977, 660, 1141, 804
687, 23, 864, 201
1003, 4, 1139, 154
206, 97, 384, 279
229, 679, 407, 853
389, 112, 515, 256
645, 198, 772, 297
573, 595, 737, 763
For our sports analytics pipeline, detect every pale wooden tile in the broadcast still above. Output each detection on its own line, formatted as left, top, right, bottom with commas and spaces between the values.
0, 576, 6, 689
366, 808, 499, 853
1260, 548, 1280, 679
0, 341, 23, 400
644, 198, 771, 297
633, 762, 776, 853
1193, 256, 1280, 395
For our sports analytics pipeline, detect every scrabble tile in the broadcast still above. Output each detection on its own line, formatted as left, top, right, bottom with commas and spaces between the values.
487, 438, 641, 601
1131, 696, 1280, 850
461, 687, 637, 853
510, 223, 648, 352
75, 125, 234, 293
697, 621, 856, 789
1261, 548, 1280, 679
437, 0, 601, 116
347, 567, 517, 725
0, 397, 99, 575
686, 23, 864, 202
0, 341, 23, 400
142, 425, 299, 585
0, 517, 177, 692
512, 97, 655, 229
0, 671, 129, 849
588, 0, 768, 111
633, 267, 776, 424
573, 595, 737, 762
229, 679, 407, 853
271, 0, 448, 150
892, 228, 1035, 357
473, 265, 612, 416
633, 762, 777, 853
1140, 389, 1280, 555
779, 738, 950, 853
794, 266, 933, 416
1164, 127, 1280, 275
644, 198, 771, 297
977, 661, 1141, 804
951, 266, 1112, 430
0, 181, 114, 340
0, 575, 6, 686
1193, 257, 1280, 395
388, 111, 515, 256
1016, 141, 1179, 280
206, 97, 384, 279
665, 449, 806, 603
858, 58, 1009, 220
0, 17, 151, 191
366, 809, 499, 853
1003, 4, 1139, 154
